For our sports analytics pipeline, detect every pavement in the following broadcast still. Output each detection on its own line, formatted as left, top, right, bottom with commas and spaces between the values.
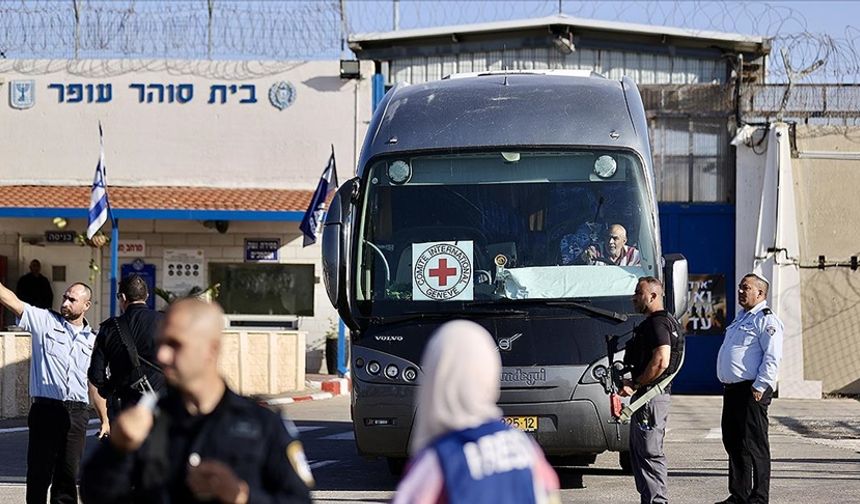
0, 392, 858, 503
279, 393, 860, 504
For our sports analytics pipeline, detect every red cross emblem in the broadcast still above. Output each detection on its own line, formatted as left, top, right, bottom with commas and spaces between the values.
428, 258, 458, 286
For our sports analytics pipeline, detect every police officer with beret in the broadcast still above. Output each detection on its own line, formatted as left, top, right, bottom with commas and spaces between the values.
715, 273, 783, 504
81, 298, 313, 504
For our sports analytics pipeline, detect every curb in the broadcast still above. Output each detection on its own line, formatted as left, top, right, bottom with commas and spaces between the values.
265, 392, 334, 406
262, 377, 351, 406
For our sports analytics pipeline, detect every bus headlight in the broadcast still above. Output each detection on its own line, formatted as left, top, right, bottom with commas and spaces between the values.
367, 361, 381, 375
385, 364, 400, 379
591, 364, 608, 381
403, 367, 418, 382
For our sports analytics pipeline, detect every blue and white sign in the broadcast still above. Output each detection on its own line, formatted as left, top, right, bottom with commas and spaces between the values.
121, 259, 157, 310
268, 81, 296, 110
245, 238, 280, 262
10, 80, 35, 109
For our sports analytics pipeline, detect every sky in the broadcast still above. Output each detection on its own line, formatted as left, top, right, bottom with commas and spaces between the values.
2, 1, 858, 81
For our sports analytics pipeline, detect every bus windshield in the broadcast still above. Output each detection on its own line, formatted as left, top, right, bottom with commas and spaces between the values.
354, 151, 658, 314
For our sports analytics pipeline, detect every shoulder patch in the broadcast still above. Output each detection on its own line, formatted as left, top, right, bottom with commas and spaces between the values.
287, 440, 315, 488
766, 326, 776, 336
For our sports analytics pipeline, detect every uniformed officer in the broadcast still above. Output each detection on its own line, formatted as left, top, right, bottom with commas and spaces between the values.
88, 274, 165, 414
0, 279, 108, 504
619, 277, 683, 504
715, 273, 783, 504
80, 298, 313, 504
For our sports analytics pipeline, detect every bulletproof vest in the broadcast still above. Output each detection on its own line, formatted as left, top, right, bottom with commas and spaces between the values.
624, 312, 685, 383
432, 421, 537, 504
656, 313, 685, 383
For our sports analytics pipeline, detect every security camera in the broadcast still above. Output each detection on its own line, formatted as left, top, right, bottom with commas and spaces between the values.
215, 220, 229, 234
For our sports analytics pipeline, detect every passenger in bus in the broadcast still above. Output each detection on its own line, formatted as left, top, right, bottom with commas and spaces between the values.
394, 320, 560, 504
583, 223, 641, 266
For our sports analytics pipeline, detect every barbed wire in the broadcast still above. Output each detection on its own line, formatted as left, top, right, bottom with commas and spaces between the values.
0, 0, 342, 60
1, 0, 859, 86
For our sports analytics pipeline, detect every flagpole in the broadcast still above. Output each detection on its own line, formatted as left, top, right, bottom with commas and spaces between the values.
109, 211, 119, 317
98, 121, 120, 318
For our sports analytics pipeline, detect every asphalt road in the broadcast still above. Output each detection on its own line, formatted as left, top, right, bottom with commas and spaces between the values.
0, 395, 859, 503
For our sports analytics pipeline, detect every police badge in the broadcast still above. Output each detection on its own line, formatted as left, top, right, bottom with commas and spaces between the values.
268, 81, 296, 110
10, 80, 35, 109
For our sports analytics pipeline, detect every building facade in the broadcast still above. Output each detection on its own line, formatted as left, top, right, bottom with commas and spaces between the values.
0, 59, 373, 365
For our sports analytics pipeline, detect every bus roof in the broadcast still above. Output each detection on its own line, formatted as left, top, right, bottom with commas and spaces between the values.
358, 73, 651, 174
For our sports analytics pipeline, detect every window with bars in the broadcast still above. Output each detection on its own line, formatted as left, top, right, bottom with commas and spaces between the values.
649, 117, 734, 203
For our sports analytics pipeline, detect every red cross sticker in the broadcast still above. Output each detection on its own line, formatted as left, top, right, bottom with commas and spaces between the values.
429, 258, 458, 287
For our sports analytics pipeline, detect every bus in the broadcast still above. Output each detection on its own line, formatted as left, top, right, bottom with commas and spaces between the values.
322, 70, 688, 472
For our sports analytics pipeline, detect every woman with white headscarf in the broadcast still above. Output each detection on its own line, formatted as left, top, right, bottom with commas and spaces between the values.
393, 320, 560, 504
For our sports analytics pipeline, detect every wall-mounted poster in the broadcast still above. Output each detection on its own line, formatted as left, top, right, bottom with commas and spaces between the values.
681, 274, 727, 335
163, 248, 205, 296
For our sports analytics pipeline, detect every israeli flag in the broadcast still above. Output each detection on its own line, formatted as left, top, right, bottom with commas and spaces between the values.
87, 123, 110, 239
300, 146, 338, 247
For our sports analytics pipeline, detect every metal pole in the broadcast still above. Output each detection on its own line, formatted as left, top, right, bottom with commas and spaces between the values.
393, 0, 400, 31
337, 320, 348, 376
207, 0, 215, 60
110, 219, 119, 317
73, 0, 81, 59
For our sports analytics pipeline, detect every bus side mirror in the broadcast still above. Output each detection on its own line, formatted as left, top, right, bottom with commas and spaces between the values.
322, 178, 359, 329
663, 254, 688, 320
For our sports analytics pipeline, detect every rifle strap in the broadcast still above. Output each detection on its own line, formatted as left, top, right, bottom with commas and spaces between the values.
114, 316, 164, 376
618, 345, 685, 423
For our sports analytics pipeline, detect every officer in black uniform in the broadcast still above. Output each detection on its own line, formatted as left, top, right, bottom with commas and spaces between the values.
81, 298, 313, 504
88, 274, 165, 414
620, 277, 683, 504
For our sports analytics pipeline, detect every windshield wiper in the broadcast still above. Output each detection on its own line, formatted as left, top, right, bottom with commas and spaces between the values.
370, 308, 527, 325
472, 298, 629, 323
543, 300, 629, 322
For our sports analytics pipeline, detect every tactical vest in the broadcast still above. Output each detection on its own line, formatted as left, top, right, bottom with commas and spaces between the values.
624, 312, 685, 385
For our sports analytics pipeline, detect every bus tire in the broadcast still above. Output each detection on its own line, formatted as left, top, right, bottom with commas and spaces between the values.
619, 451, 633, 474
387, 457, 407, 477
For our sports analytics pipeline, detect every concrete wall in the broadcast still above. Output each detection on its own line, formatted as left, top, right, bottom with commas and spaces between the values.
0, 59, 373, 188
793, 126, 860, 394
0, 329, 305, 419
736, 124, 860, 394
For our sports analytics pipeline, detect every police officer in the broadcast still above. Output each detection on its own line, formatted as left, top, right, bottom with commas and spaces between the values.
619, 277, 682, 504
88, 274, 165, 414
0, 279, 107, 504
715, 273, 783, 504
80, 298, 313, 503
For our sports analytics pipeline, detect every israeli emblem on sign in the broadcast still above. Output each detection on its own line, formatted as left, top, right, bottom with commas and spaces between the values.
268, 81, 296, 110
9, 80, 35, 109
412, 241, 474, 301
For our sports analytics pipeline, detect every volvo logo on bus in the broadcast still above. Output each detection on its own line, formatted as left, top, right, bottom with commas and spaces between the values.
374, 335, 404, 342
497, 332, 522, 351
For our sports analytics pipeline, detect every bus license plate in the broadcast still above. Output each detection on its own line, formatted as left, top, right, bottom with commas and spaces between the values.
503, 416, 538, 432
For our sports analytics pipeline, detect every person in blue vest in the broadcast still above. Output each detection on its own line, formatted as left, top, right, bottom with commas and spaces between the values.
393, 320, 560, 504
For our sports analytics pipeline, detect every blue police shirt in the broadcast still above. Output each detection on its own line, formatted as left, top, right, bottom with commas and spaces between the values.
716, 301, 783, 392
17, 303, 96, 403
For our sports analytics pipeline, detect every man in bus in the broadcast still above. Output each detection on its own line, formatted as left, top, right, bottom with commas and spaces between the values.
584, 223, 641, 266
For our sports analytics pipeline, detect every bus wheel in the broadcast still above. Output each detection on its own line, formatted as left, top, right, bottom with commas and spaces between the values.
619, 451, 633, 474
387, 457, 407, 477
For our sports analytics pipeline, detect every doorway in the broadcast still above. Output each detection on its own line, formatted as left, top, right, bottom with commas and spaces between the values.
18, 242, 103, 325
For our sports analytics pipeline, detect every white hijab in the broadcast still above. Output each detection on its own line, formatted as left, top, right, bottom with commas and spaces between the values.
409, 320, 503, 455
